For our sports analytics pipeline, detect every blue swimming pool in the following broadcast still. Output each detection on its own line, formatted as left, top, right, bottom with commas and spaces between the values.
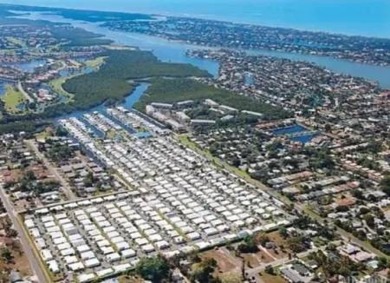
272, 124, 317, 143
272, 125, 307, 135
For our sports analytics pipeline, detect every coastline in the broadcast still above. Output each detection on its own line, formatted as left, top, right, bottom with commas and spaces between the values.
0, 0, 389, 38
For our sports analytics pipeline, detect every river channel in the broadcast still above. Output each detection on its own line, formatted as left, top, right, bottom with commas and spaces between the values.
15, 11, 390, 89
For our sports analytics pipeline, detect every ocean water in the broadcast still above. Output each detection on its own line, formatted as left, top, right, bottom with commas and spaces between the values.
2, 0, 390, 38
17, 12, 390, 89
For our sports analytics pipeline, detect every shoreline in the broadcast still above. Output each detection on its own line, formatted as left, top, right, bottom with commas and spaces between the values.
1, 2, 389, 39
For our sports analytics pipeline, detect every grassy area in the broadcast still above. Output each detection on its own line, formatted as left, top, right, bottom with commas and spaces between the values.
259, 272, 287, 283
134, 78, 290, 120
2, 85, 27, 114
35, 129, 53, 141
118, 275, 143, 283
6, 36, 25, 48
84, 56, 107, 69
48, 77, 74, 102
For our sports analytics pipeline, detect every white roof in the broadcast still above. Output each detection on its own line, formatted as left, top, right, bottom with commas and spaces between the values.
106, 252, 121, 262
80, 251, 95, 260
69, 262, 84, 271
96, 268, 113, 277
84, 258, 100, 268
121, 249, 136, 258
76, 245, 91, 253
47, 260, 59, 273
78, 273, 96, 283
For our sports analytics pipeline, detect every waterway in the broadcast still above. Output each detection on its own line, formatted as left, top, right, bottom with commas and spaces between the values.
0, 81, 5, 97
123, 83, 150, 109
14, 12, 390, 89
11, 60, 47, 73
56, 83, 150, 120
4, 0, 390, 38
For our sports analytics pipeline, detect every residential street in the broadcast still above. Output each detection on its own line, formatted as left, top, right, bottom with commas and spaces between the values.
0, 186, 49, 283
25, 139, 77, 201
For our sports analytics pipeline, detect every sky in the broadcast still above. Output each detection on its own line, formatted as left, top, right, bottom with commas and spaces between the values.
1, 0, 390, 37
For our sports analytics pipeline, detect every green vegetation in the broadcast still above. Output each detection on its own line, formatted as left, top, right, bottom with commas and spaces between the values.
0, 247, 13, 263
0, 12, 112, 47
0, 119, 48, 134
0, 4, 152, 22
264, 265, 275, 275
308, 250, 366, 280
380, 175, 390, 196
135, 78, 290, 120
46, 143, 74, 163
50, 27, 113, 47
63, 50, 210, 110
237, 235, 259, 253
48, 77, 74, 102
190, 258, 219, 283
2, 85, 27, 114
84, 56, 107, 69
135, 255, 171, 283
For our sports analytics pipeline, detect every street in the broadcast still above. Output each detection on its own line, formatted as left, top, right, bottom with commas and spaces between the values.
0, 186, 49, 283
178, 135, 390, 259
25, 139, 77, 201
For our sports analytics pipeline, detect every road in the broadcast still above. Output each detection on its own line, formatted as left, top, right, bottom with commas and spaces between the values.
245, 241, 341, 281
17, 80, 34, 103
25, 140, 77, 201
0, 186, 49, 283
177, 135, 390, 259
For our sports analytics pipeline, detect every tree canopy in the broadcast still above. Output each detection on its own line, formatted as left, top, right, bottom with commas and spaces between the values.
135, 255, 171, 283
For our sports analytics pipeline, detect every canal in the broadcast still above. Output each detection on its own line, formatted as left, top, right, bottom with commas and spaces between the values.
14, 12, 390, 89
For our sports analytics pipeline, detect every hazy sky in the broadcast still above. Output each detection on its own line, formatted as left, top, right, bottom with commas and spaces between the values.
1, 0, 389, 37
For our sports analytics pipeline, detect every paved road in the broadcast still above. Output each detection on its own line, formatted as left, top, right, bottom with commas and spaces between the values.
17, 80, 34, 103
25, 140, 77, 201
178, 135, 390, 259
246, 242, 337, 279
0, 186, 48, 283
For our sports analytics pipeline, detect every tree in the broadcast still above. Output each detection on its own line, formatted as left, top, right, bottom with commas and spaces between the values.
190, 258, 218, 283
279, 226, 288, 238
352, 189, 364, 200
265, 265, 274, 275
237, 235, 258, 253
378, 257, 388, 269
1, 247, 13, 263
135, 255, 171, 283
380, 175, 390, 196
287, 236, 308, 253
55, 126, 68, 137
364, 214, 375, 229
24, 170, 36, 182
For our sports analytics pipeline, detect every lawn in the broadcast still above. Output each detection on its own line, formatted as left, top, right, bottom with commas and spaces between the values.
259, 272, 287, 283
2, 85, 27, 114
48, 77, 74, 102
6, 36, 25, 48
118, 275, 143, 283
84, 56, 107, 69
